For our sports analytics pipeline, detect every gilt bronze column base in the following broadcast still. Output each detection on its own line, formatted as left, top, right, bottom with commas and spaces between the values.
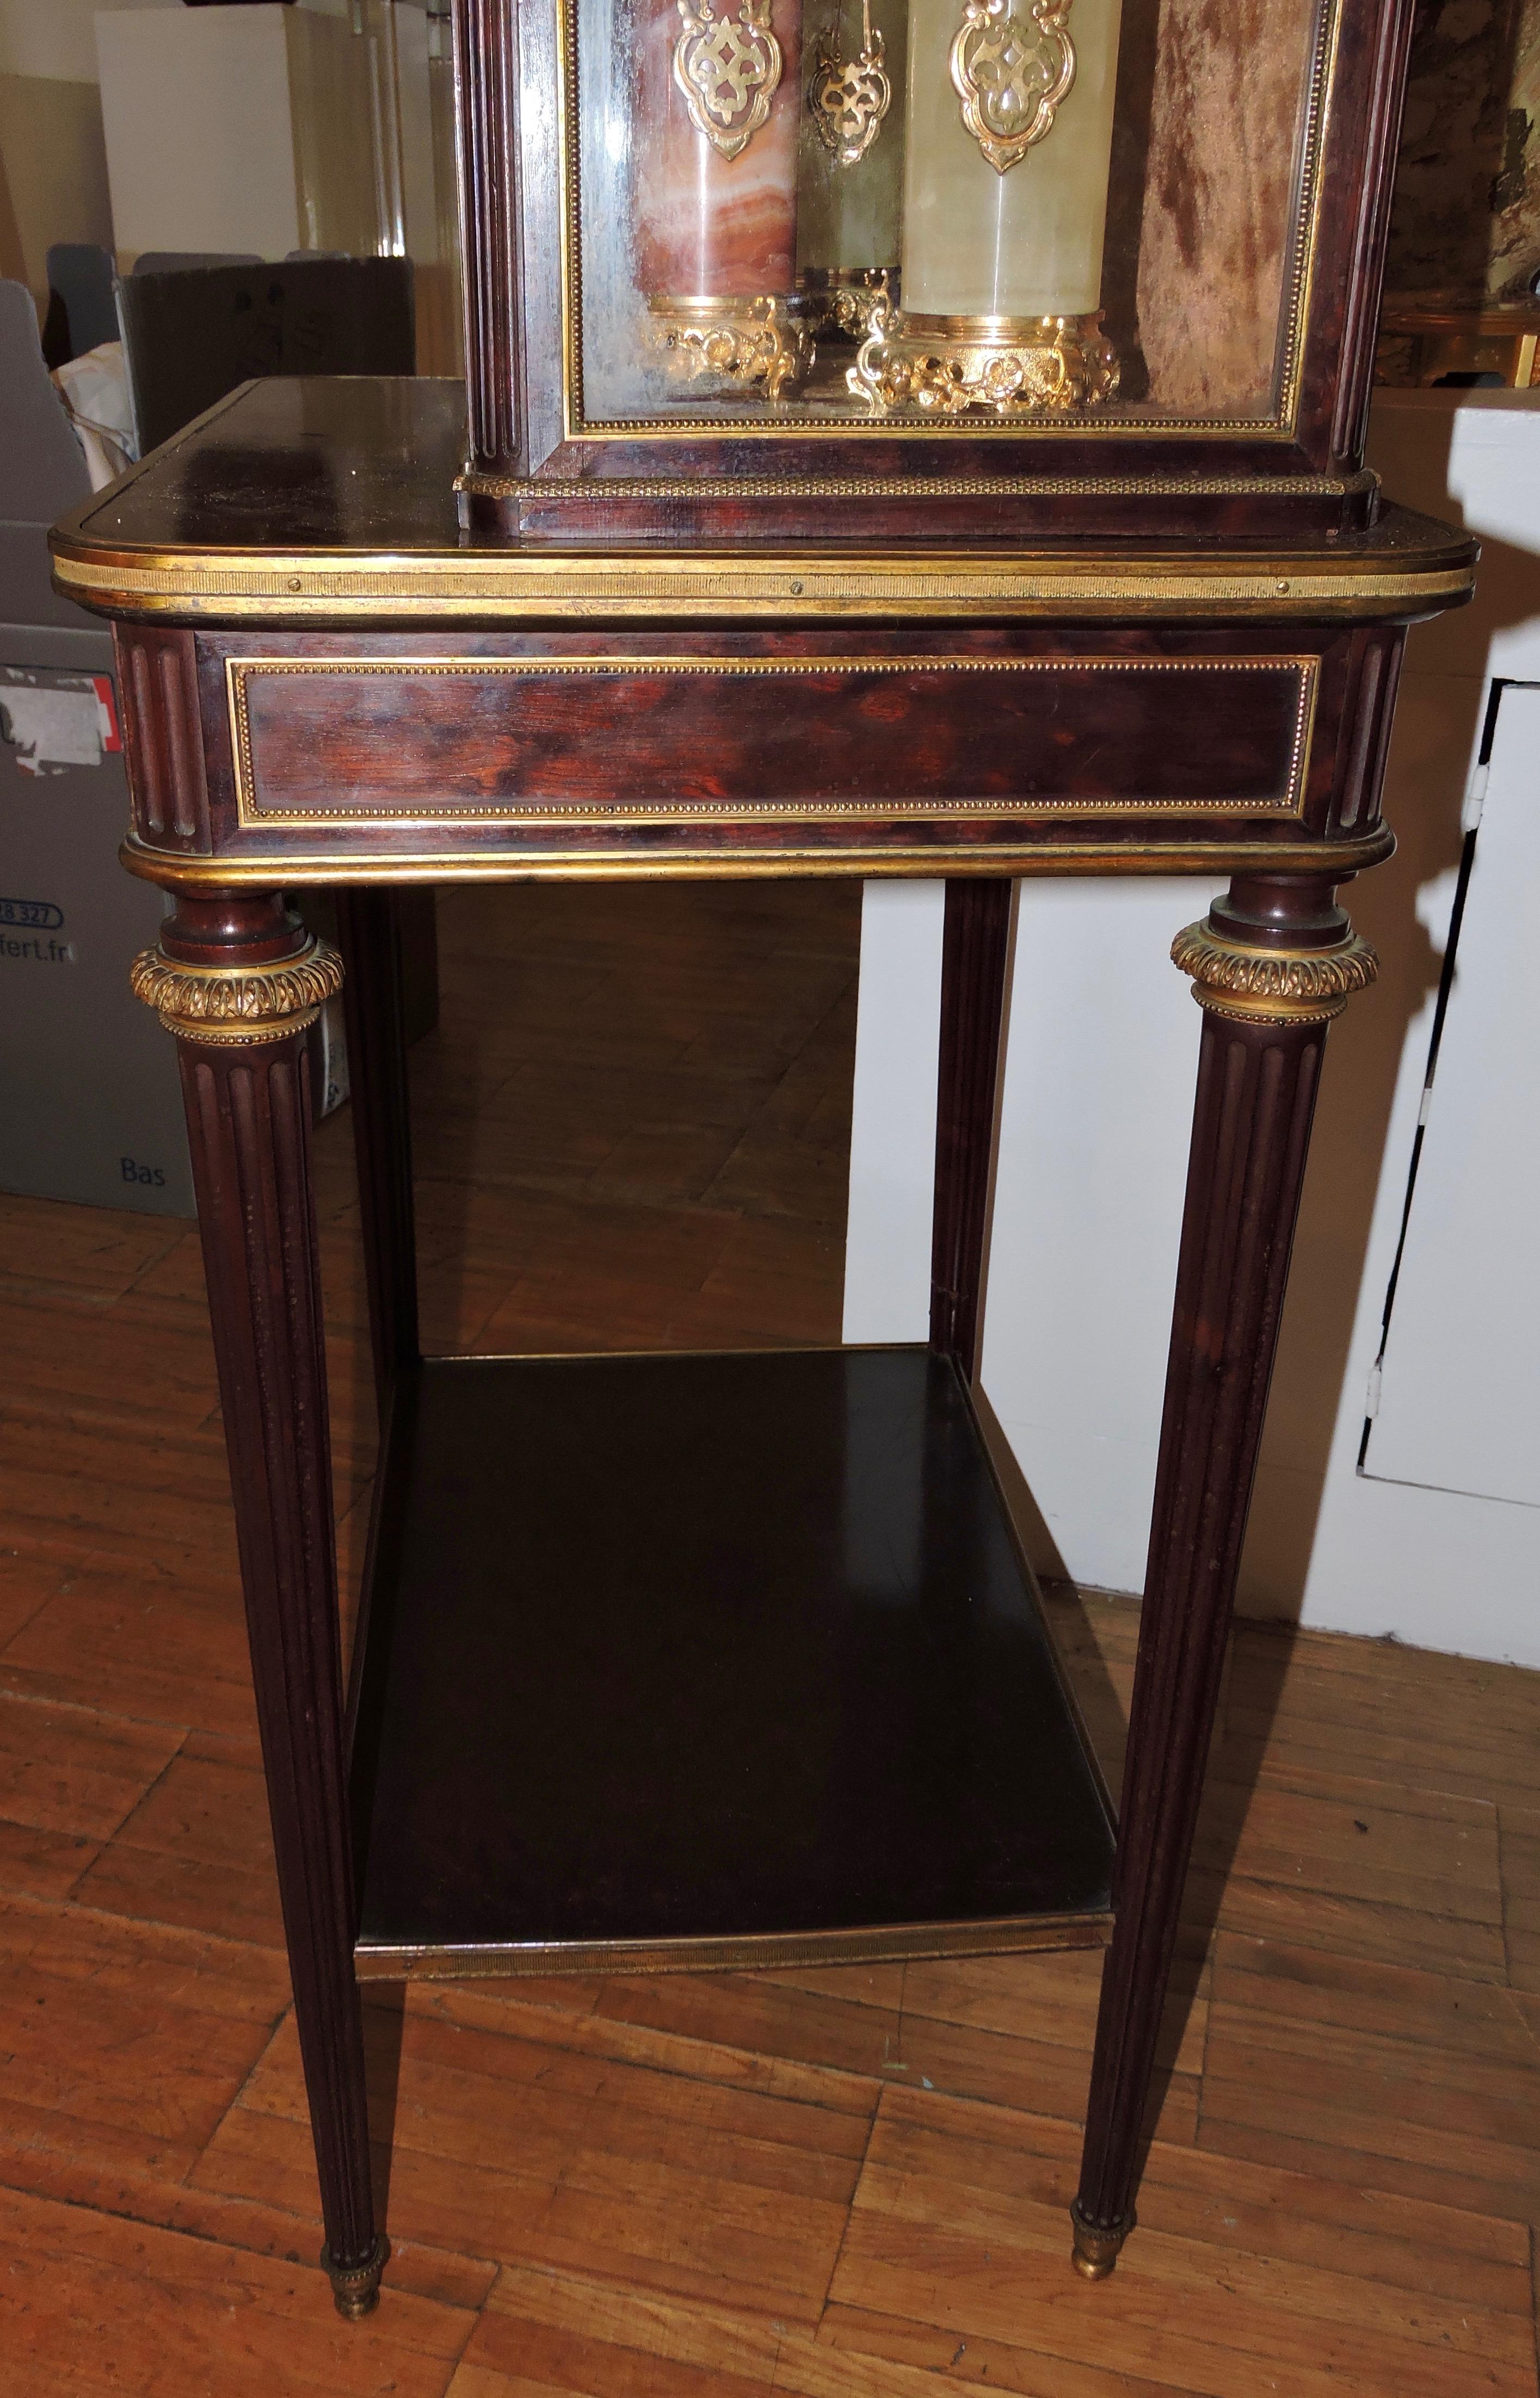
649, 293, 815, 400
848, 305, 1118, 416
130, 932, 342, 1045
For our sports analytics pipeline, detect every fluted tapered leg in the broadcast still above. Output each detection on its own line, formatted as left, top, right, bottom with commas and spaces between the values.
1071, 875, 1377, 2279
132, 892, 386, 2319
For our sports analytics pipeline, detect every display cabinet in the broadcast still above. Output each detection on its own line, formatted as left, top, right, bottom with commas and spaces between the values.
51, 0, 1476, 2326
457, 0, 1418, 536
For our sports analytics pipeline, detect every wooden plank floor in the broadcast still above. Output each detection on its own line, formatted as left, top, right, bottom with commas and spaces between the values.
0, 878, 1536, 2396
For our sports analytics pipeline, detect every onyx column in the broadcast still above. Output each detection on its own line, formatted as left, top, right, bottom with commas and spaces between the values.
131, 892, 387, 2320
1070, 874, 1377, 2279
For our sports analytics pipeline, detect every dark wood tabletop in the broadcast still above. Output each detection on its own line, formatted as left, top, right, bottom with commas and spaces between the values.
51, 377, 1477, 632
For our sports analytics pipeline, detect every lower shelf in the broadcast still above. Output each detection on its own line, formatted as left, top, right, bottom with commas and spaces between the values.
348, 1345, 1116, 1978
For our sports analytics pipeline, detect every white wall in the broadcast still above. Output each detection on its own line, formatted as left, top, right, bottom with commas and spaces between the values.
0, 2, 375, 88
0, 4, 156, 315
841, 882, 944, 1346
96, 7, 303, 263
0, 4, 175, 89
842, 391, 1540, 1665
91, 1, 439, 276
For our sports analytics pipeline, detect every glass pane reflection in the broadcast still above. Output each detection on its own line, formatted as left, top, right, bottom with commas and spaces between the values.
575, 0, 1328, 426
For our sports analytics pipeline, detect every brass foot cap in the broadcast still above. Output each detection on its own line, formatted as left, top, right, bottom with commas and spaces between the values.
1069, 2200, 1132, 2280
322, 2235, 390, 2320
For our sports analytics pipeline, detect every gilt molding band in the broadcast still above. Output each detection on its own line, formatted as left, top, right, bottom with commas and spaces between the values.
130, 934, 343, 1045
1171, 921, 1378, 1025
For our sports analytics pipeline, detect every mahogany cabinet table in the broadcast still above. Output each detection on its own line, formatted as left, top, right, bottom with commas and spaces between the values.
50, 0, 1477, 2323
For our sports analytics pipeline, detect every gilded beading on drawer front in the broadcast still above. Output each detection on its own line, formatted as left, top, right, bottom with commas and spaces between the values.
227, 652, 1320, 828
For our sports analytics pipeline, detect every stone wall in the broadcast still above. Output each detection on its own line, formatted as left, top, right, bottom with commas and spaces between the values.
1386, 0, 1540, 303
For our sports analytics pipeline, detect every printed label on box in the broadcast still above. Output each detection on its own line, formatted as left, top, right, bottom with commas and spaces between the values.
0, 666, 115, 775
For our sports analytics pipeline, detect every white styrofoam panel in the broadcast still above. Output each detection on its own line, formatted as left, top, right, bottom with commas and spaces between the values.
1362, 683, 1540, 1507
1277, 819, 1540, 1659
840, 394, 1540, 1662
1275, 396, 1540, 1659
977, 878, 1220, 1593
841, 880, 944, 1347
840, 875, 1218, 1591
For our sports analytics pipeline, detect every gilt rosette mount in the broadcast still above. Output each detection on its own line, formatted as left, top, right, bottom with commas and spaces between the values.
130, 933, 344, 1045
849, 297, 1118, 414
1171, 920, 1379, 1025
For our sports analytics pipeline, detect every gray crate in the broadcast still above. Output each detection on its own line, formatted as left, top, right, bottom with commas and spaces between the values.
0, 625, 195, 1215
0, 278, 356, 1219
0, 274, 194, 1216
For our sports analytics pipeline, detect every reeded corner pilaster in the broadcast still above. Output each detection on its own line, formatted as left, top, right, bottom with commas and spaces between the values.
130, 929, 343, 1046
